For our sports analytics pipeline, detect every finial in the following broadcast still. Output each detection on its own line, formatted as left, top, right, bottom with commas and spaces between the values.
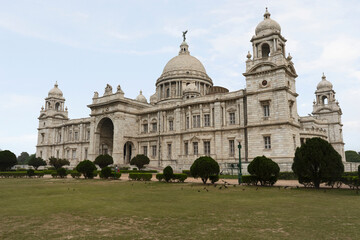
322, 72, 326, 80
287, 53, 292, 61
264, 7, 271, 19
55, 81, 58, 87
140, 90, 143, 95
65, 106, 68, 111
246, 51, 252, 59
41, 106, 44, 111
182, 30, 188, 42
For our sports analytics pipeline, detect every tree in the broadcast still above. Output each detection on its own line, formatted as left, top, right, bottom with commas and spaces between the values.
48, 157, 70, 170
247, 155, 280, 186
0, 150, 17, 171
292, 137, 344, 188
345, 150, 360, 162
190, 156, 220, 184
94, 154, 113, 169
76, 160, 97, 179
163, 166, 174, 182
28, 157, 47, 170
17, 152, 30, 165
130, 154, 150, 170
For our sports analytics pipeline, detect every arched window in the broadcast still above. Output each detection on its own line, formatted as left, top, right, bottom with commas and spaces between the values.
46, 101, 51, 109
322, 96, 328, 104
261, 43, 270, 58
55, 102, 60, 111
166, 88, 170, 98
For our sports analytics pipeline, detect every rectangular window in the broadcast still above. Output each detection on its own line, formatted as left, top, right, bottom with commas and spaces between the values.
193, 142, 198, 155
204, 141, 211, 156
74, 132, 79, 141
264, 136, 271, 149
152, 145, 157, 157
229, 140, 235, 156
41, 133, 45, 143
169, 120, 174, 131
142, 124, 148, 133
152, 123, 157, 132
186, 116, 190, 129
68, 131, 72, 141
204, 114, 210, 127
263, 104, 270, 117
167, 144, 172, 158
67, 150, 70, 159
72, 149, 76, 159
85, 148, 88, 160
56, 150, 59, 158
143, 146, 148, 156
87, 130, 90, 140
293, 135, 296, 150
229, 112, 235, 125
184, 142, 188, 155
193, 115, 200, 128
40, 151, 42, 158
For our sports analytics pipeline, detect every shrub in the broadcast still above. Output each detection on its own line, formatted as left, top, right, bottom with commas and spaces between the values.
28, 156, 46, 170
100, 167, 112, 179
130, 154, 150, 170
129, 173, 152, 181
358, 165, 360, 178
51, 172, 58, 178
278, 172, 297, 180
112, 172, 121, 179
76, 160, 97, 179
342, 176, 360, 189
173, 173, 187, 183
292, 137, 344, 188
156, 173, 164, 181
190, 156, 220, 184
241, 175, 258, 185
27, 169, 35, 177
182, 170, 192, 177
94, 154, 113, 169
248, 156, 280, 186
209, 175, 219, 184
163, 166, 174, 182
49, 157, 70, 170
0, 150, 17, 171
57, 168, 67, 178
71, 171, 81, 178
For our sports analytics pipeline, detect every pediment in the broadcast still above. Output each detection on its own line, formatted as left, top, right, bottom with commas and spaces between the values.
248, 62, 277, 74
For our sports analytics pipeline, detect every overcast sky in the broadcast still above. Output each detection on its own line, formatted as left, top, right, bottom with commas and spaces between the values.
0, 0, 359, 156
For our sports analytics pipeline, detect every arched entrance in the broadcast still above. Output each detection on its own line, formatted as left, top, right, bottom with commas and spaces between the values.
124, 141, 134, 164
97, 118, 114, 156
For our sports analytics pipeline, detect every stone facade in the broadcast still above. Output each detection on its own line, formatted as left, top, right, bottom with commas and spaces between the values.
36, 9, 345, 171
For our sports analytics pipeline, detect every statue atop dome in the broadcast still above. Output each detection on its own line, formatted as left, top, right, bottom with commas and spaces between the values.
182, 30, 188, 42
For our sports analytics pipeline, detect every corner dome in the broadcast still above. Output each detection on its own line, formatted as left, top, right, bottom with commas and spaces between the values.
136, 90, 148, 103
255, 8, 281, 36
317, 73, 333, 91
48, 82, 63, 97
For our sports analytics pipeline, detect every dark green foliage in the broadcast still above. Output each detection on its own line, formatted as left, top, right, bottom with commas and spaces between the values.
345, 150, 360, 162
128, 173, 152, 181
0, 150, 17, 171
70, 171, 81, 179
241, 175, 258, 185
119, 169, 157, 173
28, 157, 47, 170
26, 169, 35, 177
209, 175, 219, 184
94, 154, 113, 169
278, 172, 297, 180
112, 172, 121, 179
163, 166, 173, 182
130, 154, 150, 170
17, 152, 30, 165
341, 176, 360, 189
156, 173, 187, 183
190, 156, 220, 184
49, 157, 70, 170
292, 137, 344, 188
76, 160, 97, 179
0, 172, 27, 178
57, 168, 67, 178
100, 167, 112, 179
182, 170, 192, 177
358, 166, 360, 178
247, 155, 280, 186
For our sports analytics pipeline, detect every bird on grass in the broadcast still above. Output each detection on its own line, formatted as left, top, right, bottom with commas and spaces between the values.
242, 188, 245, 191
198, 190, 201, 192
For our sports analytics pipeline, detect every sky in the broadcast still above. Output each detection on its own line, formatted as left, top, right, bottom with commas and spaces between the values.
0, 0, 359, 156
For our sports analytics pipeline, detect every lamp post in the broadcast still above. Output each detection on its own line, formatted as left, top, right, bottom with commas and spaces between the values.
238, 143, 242, 184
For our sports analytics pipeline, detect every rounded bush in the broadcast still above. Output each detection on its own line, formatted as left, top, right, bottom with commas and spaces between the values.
130, 154, 150, 170
0, 150, 17, 171
76, 160, 97, 179
248, 155, 280, 186
57, 168, 67, 178
209, 175, 219, 184
94, 154, 113, 169
27, 169, 35, 177
163, 166, 173, 182
100, 167, 112, 179
190, 156, 220, 184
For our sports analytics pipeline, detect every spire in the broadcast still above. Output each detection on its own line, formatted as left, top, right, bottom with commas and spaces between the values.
264, 7, 271, 19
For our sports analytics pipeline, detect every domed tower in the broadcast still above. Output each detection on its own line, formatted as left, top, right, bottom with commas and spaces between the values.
243, 8, 300, 163
39, 82, 68, 123
155, 32, 213, 103
312, 73, 345, 160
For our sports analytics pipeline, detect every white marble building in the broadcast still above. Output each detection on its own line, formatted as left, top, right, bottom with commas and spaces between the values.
36, 9, 344, 171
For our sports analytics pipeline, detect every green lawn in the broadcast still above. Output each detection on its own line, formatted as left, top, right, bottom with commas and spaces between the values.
1, 178, 359, 240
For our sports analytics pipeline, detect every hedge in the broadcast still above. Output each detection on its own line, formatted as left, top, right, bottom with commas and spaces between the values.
129, 173, 152, 181
120, 170, 157, 173
0, 172, 44, 178
156, 173, 187, 183
182, 170, 192, 177
241, 175, 258, 185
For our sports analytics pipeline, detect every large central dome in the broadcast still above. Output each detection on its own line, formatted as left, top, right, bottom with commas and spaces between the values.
162, 54, 206, 75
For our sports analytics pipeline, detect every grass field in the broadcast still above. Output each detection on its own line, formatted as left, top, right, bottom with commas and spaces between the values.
1, 178, 359, 240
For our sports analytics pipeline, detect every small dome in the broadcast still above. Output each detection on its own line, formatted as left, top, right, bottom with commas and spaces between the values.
317, 73, 333, 90
183, 82, 199, 93
48, 82, 63, 97
255, 8, 281, 36
136, 90, 148, 103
